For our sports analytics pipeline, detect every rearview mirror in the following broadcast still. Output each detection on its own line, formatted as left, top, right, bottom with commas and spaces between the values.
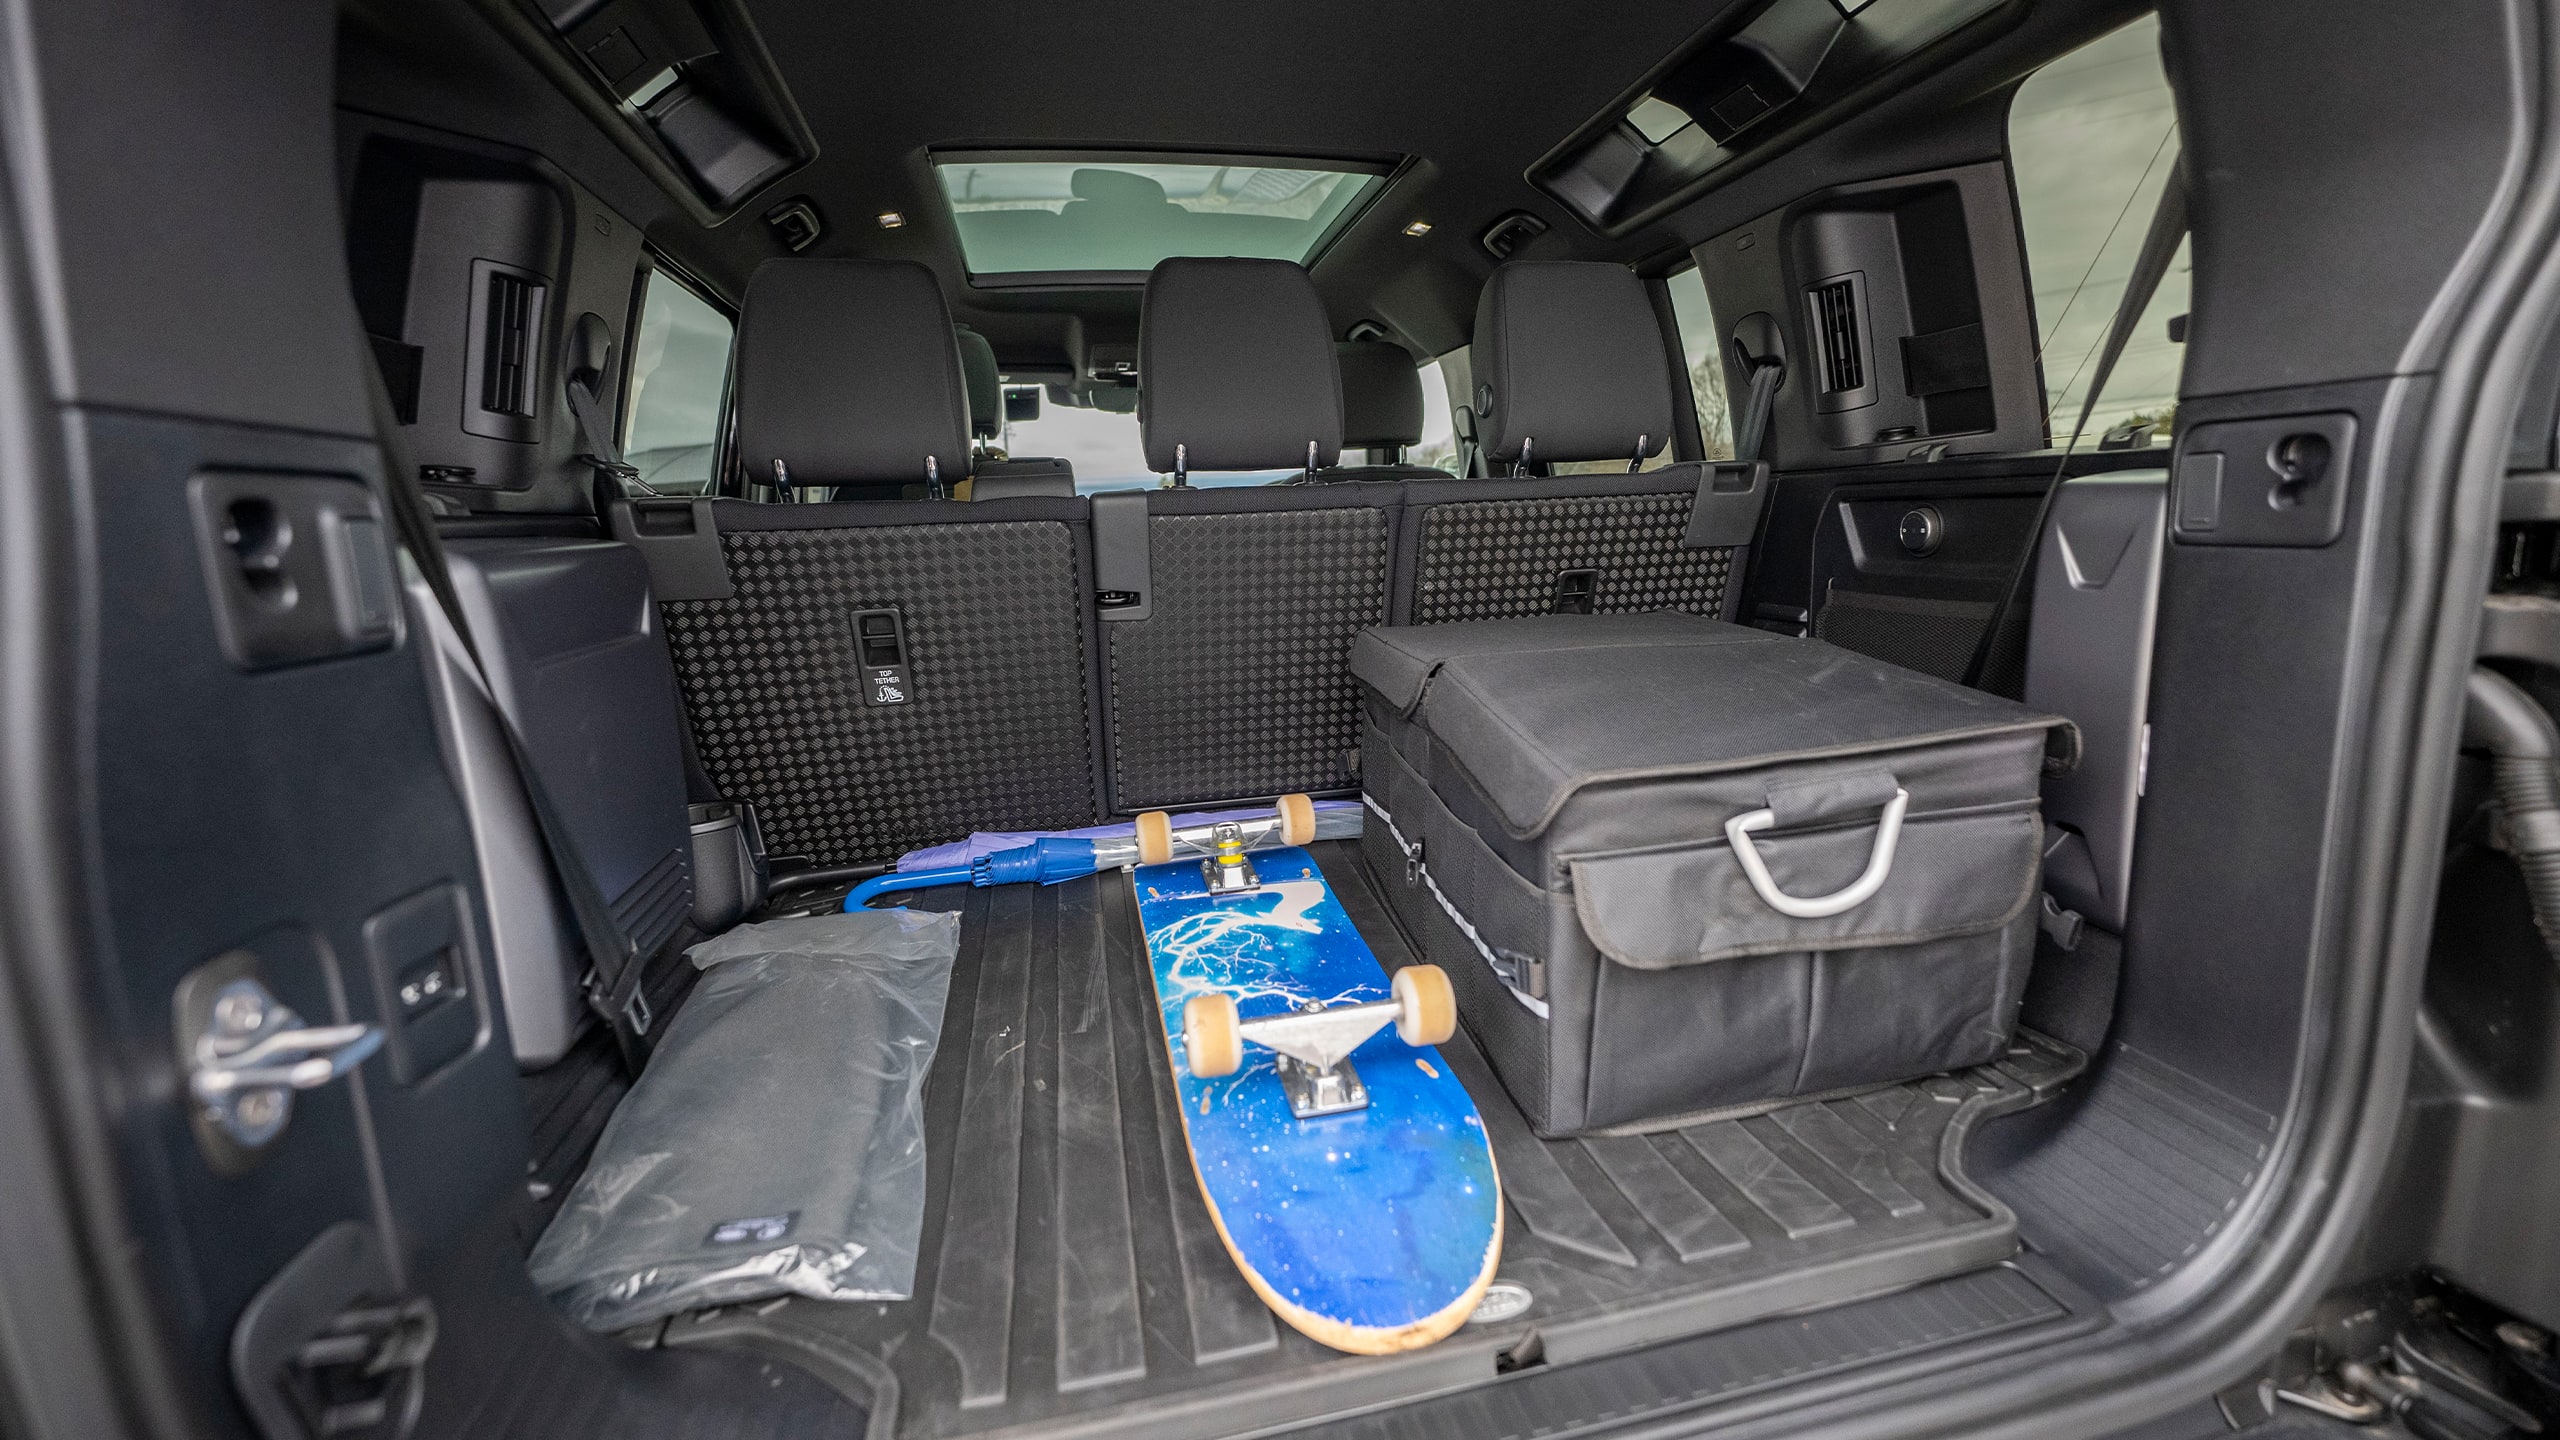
1003, 385, 1042, 423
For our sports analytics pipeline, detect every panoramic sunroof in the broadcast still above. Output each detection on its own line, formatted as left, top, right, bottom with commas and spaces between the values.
932, 153, 1388, 282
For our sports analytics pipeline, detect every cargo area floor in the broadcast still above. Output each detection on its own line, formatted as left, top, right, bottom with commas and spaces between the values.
648, 841, 2088, 1440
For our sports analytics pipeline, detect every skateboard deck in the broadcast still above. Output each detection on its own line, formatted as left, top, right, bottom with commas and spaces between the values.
1135, 845, 1502, 1355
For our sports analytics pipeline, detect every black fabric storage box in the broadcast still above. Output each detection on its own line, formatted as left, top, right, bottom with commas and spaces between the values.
1352, 613, 2075, 1136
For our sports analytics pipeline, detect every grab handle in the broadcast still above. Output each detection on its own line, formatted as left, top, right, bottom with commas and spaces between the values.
1724, 788, 1910, 919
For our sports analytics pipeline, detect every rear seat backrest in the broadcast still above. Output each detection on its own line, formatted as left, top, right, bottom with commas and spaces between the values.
648, 259, 1104, 865
663, 497, 1103, 867
1397, 472, 1741, 625
1101, 258, 1390, 809
1398, 262, 1755, 625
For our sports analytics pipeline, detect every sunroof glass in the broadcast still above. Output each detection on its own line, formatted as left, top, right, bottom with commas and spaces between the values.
933, 157, 1386, 278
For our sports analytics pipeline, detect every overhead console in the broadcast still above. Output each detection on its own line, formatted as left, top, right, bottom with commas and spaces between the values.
1697, 162, 2044, 466
1528, 0, 2020, 238
473, 0, 814, 223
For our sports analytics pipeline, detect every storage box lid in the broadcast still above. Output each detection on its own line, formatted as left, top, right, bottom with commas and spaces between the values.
1351, 614, 2073, 837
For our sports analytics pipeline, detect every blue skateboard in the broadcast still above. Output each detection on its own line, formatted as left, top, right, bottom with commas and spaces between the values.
1133, 805, 1503, 1355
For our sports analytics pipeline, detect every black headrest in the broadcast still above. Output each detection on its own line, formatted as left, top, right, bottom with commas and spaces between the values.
1139, 257, 1342, 474
969, 458, 1076, 500
955, 326, 1001, 440
1337, 341, 1425, 449
1472, 262, 1674, 467
734, 259, 972, 487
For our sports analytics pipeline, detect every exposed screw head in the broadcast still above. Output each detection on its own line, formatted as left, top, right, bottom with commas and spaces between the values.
233, 1089, 285, 1131
212, 988, 267, 1036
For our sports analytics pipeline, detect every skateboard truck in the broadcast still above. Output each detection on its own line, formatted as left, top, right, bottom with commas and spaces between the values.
1202, 823, 1260, 896
1135, 793, 1319, 872
1182, 965, 1458, 1119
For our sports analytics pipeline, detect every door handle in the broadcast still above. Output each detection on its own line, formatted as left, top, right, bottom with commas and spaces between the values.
187, 976, 383, 1151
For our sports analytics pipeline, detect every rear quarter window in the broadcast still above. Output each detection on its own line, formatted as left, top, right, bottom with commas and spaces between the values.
621, 268, 734, 495
2008, 13, 2188, 444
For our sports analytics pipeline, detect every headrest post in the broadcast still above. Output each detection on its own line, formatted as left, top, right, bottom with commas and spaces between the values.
1170, 441, 1190, 489
1306, 439, 1319, 479
772, 457, 790, 494
1627, 434, 1649, 474
1513, 435, 1535, 479
926, 453, 943, 500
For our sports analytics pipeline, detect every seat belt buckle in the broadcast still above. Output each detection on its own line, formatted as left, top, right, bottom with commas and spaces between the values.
580, 962, 651, 1037
2039, 893, 2085, 952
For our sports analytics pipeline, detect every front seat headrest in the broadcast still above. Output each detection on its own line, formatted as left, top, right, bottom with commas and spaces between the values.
734, 258, 972, 488
955, 326, 1001, 441
1337, 340, 1426, 450
1472, 261, 1675, 469
1139, 257, 1342, 477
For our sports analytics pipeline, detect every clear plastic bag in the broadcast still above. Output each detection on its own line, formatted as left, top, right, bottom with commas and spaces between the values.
527, 907, 959, 1332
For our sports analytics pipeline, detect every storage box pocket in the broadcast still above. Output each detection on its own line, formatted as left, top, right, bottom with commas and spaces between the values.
1569, 801, 2041, 969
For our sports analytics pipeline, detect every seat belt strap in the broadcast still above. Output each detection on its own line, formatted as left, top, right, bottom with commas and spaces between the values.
560, 313, 643, 495
366, 367, 655, 1071
1730, 355, 1786, 464
1961, 153, 2188, 695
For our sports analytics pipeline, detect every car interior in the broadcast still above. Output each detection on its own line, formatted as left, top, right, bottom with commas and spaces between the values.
9, 0, 2560, 1437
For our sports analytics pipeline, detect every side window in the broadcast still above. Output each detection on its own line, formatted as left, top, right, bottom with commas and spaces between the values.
1554, 270, 1730, 473
2008, 13, 2187, 444
621, 268, 735, 495
1668, 268, 1733, 461
1409, 357, 1462, 475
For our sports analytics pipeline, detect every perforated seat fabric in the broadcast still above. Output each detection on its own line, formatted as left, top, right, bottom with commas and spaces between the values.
661, 497, 1102, 867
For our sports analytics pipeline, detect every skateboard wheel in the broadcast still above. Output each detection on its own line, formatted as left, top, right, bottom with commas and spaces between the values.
1184, 993, 1243, 1077
1277, 792, 1317, 847
1136, 810, 1174, 866
1393, 965, 1457, 1047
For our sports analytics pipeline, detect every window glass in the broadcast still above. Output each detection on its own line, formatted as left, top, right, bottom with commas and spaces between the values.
1553, 270, 1731, 473
998, 389, 1292, 495
621, 269, 734, 494
934, 157, 1386, 277
2009, 14, 2187, 442
1669, 268, 1733, 460
1408, 358, 1461, 475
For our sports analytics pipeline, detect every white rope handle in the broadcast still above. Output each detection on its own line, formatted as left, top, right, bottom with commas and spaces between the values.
1724, 788, 1910, 919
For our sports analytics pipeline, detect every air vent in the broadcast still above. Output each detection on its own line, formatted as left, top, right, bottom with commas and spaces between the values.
1811, 279, 1865, 394
479, 272, 537, 417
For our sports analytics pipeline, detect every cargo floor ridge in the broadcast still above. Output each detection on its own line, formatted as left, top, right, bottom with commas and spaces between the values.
653, 842, 2088, 1440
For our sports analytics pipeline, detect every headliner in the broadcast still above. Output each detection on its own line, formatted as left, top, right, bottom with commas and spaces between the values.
343, 0, 2151, 370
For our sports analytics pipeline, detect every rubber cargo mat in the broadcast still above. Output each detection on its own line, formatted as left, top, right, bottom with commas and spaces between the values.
643, 842, 2087, 1440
